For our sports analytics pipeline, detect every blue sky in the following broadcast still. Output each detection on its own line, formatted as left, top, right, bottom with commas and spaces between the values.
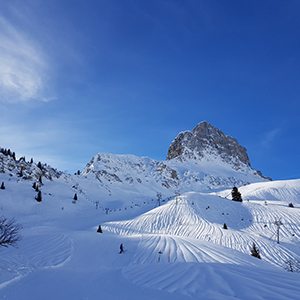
0, 0, 299, 180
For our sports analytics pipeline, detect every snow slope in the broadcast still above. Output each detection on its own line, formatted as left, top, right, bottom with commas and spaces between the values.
82, 152, 268, 198
0, 173, 300, 300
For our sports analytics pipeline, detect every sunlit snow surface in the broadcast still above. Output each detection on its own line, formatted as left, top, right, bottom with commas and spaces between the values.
0, 173, 300, 300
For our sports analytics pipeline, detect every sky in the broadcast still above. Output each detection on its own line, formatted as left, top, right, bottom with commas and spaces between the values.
0, 0, 299, 180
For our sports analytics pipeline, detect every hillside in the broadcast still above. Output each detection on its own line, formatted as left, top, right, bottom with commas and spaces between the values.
0, 171, 299, 299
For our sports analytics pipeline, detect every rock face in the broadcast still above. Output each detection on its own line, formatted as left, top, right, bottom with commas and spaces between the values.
167, 121, 250, 168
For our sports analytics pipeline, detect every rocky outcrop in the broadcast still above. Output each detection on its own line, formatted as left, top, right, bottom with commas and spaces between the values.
167, 121, 250, 167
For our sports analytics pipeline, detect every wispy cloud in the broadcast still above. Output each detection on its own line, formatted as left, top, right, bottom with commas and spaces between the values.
0, 15, 50, 102
261, 128, 281, 148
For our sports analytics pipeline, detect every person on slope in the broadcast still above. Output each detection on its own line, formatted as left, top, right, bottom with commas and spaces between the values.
119, 243, 125, 254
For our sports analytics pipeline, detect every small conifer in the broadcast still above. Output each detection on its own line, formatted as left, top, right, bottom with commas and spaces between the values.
37, 162, 42, 170
250, 243, 261, 259
232, 187, 243, 202
35, 191, 42, 202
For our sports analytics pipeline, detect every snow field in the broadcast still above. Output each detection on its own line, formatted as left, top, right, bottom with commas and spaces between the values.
123, 261, 300, 300
104, 191, 300, 267
1, 174, 300, 299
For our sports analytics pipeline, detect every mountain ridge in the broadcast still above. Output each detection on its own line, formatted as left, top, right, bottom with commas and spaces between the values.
0, 121, 270, 197
81, 121, 270, 196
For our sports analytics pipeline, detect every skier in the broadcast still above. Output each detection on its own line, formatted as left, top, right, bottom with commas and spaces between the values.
119, 243, 125, 254
158, 251, 162, 262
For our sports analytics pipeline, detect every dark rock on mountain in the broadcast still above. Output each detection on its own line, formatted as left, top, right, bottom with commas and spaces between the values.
167, 121, 270, 180
168, 121, 249, 166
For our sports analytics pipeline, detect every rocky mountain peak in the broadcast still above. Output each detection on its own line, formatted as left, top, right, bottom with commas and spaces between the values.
167, 121, 251, 169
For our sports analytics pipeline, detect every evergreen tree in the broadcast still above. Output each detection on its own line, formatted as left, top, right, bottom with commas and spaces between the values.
232, 186, 243, 202
74, 193, 78, 200
223, 223, 228, 229
1, 182, 5, 190
250, 242, 261, 259
37, 161, 42, 170
97, 225, 102, 233
35, 191, 42, 202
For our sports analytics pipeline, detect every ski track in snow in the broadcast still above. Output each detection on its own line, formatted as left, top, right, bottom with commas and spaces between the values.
123, 262, 300, 300
104, 193, 300, 268
0, 230, 72, 289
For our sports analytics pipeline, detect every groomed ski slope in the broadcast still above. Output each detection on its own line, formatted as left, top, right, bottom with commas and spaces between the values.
104, 188, 300, 267
0, 175, 300, 299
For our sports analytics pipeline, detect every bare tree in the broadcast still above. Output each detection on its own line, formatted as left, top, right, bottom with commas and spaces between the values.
0, 216, 22, 248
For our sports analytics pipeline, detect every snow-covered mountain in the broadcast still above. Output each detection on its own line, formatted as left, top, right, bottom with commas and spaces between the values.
0, 122, 299, 300
81, 122, 270, 199
167, 121, 271, 180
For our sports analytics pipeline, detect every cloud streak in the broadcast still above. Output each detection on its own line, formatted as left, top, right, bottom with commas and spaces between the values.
0, 15, 50, 102
261, 128, 281, 148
